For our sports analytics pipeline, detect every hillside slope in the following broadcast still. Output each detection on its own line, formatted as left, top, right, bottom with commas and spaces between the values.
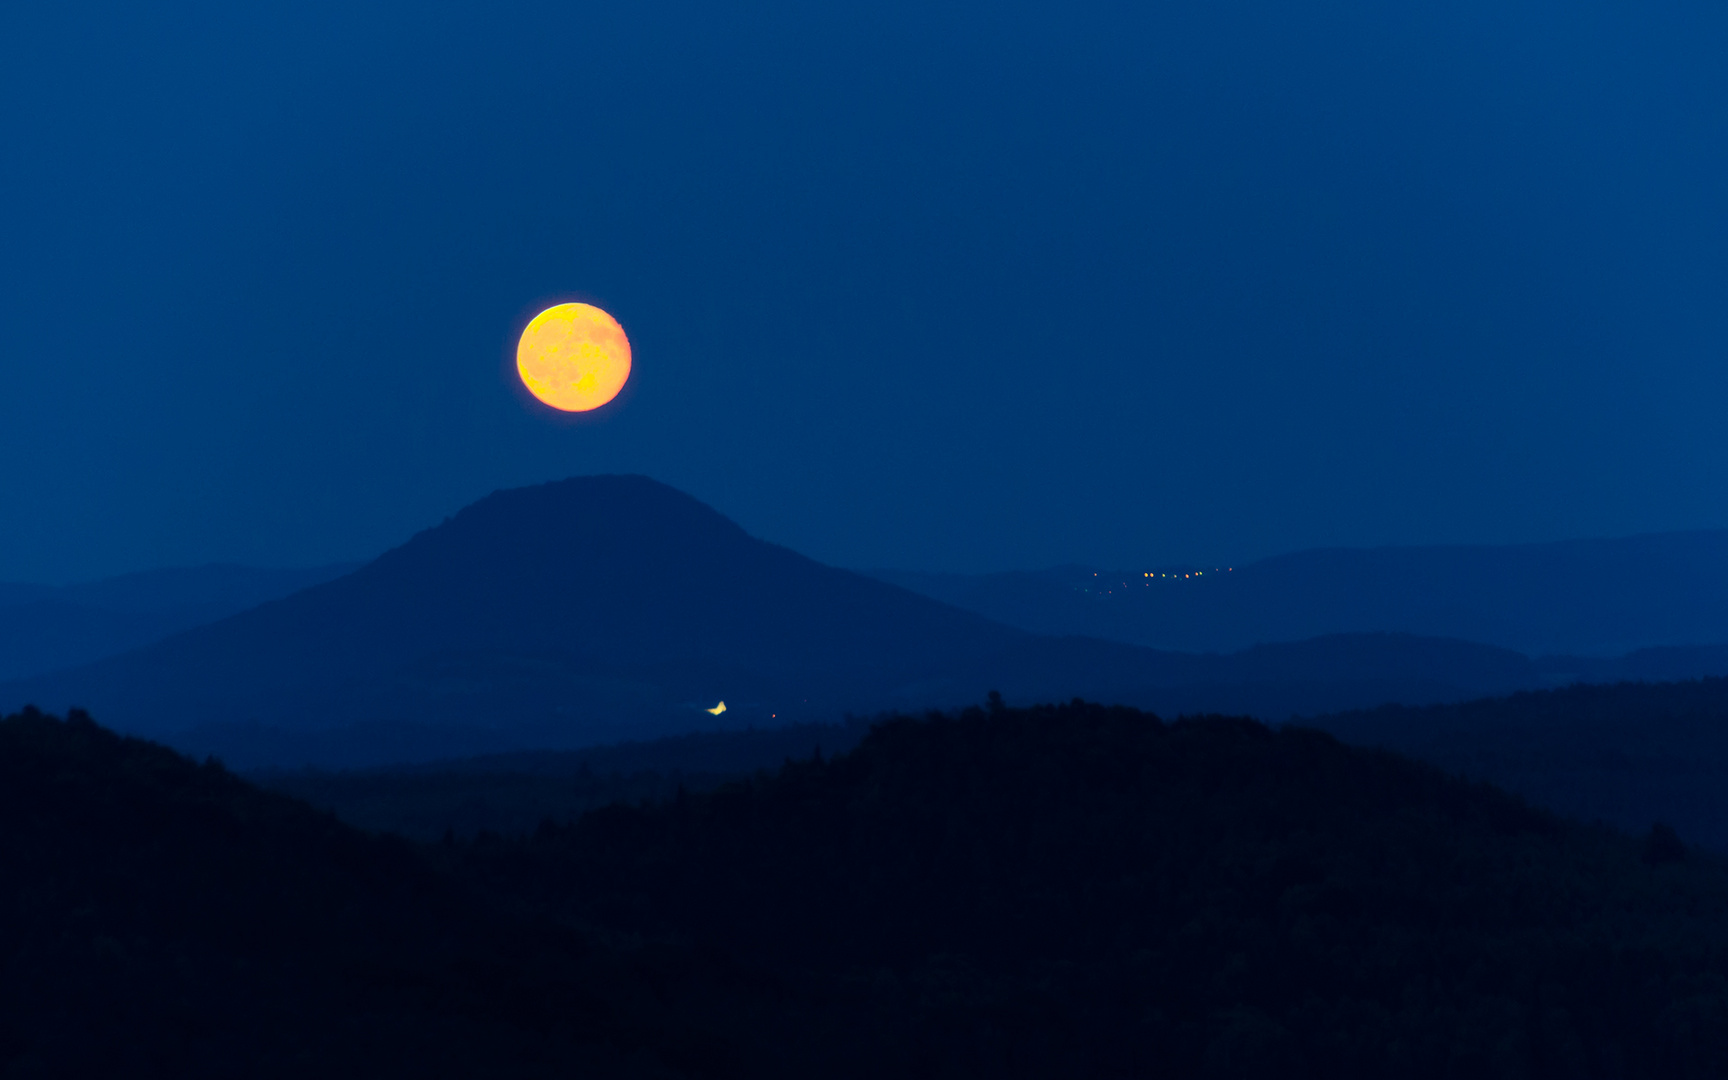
462, 698, 1728, 1079
13, 701, 1728, 1077
0, 706, 734, 1078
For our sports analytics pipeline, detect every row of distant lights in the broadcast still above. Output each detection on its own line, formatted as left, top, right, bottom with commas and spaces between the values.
1090, 569, 1235, 581
1081, 568, 1235, 596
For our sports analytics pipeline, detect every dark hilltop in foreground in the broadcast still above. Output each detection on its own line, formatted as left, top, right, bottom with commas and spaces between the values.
251, 674, 1728, 865
8, 700, 1728, 1078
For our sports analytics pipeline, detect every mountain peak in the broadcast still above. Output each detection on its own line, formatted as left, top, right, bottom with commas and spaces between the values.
456, 474, 732, 531
0, 476, 1024, 760
389, 473, 742, 559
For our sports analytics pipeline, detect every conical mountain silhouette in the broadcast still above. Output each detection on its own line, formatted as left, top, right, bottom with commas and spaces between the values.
1, 477, 1027, 760
195, 473, 1024, 688
0, 475, 1546, 767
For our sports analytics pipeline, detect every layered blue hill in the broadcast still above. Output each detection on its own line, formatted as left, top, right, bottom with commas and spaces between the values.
0, 475, 1605, 768
0, 562, 356, 680
869, 531, 1728, 657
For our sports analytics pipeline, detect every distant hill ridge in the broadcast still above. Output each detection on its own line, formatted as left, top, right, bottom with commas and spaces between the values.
867, 530, 1728, 656
6, 475, 1719, 770
1306, 676, 1728, 852
0, 562, 357, 680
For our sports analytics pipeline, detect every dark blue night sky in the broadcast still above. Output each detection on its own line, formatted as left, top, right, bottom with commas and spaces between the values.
3, 0, 1725, 582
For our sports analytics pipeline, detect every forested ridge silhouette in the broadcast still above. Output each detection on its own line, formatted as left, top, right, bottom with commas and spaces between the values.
0, 706, 741, 1078
8, 700, 1728, 1077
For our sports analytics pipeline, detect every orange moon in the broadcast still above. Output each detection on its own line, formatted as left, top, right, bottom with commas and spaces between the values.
516, 303, 631, 412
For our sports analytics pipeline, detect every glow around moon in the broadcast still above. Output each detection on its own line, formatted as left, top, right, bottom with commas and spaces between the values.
516, 303, 631, 412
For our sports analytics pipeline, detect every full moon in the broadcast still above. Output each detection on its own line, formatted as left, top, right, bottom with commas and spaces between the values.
516, 303, 631, 412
